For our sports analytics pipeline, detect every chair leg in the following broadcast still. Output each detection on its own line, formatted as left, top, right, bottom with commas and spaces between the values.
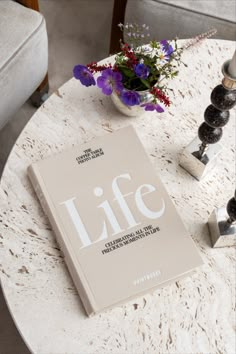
16, 0, 39, 11
109, 0, 127, 55
30, 74, 49, 108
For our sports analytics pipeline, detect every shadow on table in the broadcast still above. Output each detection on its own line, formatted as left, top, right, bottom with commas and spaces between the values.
0, 285, 30, 354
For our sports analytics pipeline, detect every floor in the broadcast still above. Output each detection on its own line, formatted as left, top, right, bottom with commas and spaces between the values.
0, 1, 235, 353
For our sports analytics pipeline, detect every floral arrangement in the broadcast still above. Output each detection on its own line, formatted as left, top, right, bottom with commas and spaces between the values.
73, 24, 216, 113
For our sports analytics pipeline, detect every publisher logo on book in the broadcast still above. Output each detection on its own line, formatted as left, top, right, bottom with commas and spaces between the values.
133, 270, 161, 286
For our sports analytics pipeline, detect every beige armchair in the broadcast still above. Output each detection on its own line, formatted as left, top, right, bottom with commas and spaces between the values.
0, 0, 48, 130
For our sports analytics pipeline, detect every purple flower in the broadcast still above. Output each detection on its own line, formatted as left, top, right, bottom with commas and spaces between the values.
73, 65, 95, 87
120, 90, 140, 106
159, 40, 174, 63
97, 69, 123, 95
141, 103, 164, 113
134, 63, 150, 79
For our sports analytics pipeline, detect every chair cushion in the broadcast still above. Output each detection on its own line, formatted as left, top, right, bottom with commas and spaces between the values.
0, 1, 48, 130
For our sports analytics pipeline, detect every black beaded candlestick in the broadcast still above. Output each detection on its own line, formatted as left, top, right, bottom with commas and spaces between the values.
193, 84, 236, 162
180, 52, 236, 180
225, 190, 236, 226
208, 190, 236, 248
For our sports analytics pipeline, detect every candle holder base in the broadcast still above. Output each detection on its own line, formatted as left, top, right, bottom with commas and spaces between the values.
208, 207, 236, 248
179, 137, 223, 180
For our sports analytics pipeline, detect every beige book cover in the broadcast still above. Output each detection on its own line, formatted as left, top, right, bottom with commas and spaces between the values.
28, 125, 203, 316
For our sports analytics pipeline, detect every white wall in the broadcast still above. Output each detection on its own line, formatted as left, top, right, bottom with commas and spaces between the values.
161, 0, 235, 22
125, 0, 236, 41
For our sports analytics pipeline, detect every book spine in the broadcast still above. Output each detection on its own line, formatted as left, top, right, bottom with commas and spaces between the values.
28, 164, 97, 316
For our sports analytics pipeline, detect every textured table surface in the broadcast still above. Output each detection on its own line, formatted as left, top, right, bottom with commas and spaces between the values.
0, 39, 235, 354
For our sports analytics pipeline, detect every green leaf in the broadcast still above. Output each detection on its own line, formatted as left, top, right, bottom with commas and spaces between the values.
117, 66, 135, 79
140, 79, 151, 89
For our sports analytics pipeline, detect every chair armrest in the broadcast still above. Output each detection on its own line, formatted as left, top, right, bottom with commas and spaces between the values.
15, 0, 49, 106
16, 0, 39, 11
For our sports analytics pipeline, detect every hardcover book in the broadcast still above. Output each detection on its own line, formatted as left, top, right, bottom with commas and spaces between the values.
28, 125, 203, 316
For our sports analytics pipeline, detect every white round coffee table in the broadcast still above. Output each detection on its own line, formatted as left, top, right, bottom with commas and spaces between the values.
0, 39, 235, 354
